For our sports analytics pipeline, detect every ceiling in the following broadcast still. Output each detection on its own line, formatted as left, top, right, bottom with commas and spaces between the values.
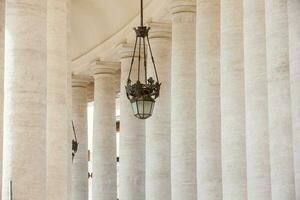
71, 0, 151, 60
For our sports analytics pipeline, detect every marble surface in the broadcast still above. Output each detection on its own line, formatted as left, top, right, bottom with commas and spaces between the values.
145, 22, 172, 200
46, 0, 70, 199
92, 64, 117, 200
72, 79, 89, 200
170, 1, 197, 199
266, 0, 296, 199
2, 1, 47, 199
118, 43, 146, 200
288, 0, 300, 199
220, 0, 247, 199
244, 0, 272, 199
196, 0, 222, 199
0, 1, 4, 199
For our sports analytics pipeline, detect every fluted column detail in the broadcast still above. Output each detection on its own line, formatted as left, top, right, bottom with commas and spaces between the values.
92, 61, 118, 200
265, 0, 296, 199
46, 0, 70, 199
288, 0, 300, 199
71, 77, 89, 200
220, 0, 247, 199
244, 1, 272, 200
145, 22, 172, 200
196, 1, 222, 199
2, 1, 47, 199
118, 43, 146, 200
170, 1, 197, 199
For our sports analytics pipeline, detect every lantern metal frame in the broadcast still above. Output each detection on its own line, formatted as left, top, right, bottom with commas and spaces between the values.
71, 120, 78, 162
125, 0, 161, 120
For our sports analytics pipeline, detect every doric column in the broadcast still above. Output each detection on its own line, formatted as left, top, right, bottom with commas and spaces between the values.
288, 0, 300, 199
244, 1, 272, 200
196, 1, 222, 200
71, 77, 89, 200
170, 1, 197, 199
0, 1, 4, 198
220, 0, 247, 199
145, 22, 171, 200
265, 1, 296, 199
46, 0, 70, 199
92, 60, 118, 200
2, 0, 47, 199
118, 43, 146, 200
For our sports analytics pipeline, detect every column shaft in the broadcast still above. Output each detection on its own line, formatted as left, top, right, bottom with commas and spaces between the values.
220, 0, 247, 199
288, 0, 300, 199
265, 0, 296, 199
0, 1, 4, 199
170, 1, 197, 199
145, 22, 171, 200
72, 79, 89, 200
244, 0, 272, 199
46, 0, 70, 199
2, 0, 47, 199
196, 1, 222, 199
66, 0, 73, 198
92, 63, 117, 200
119, 44, 146, 200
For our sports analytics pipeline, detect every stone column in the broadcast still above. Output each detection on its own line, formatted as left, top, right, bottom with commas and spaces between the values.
66, 0, 73, 198
196, 1, 222, 200
170, 1, 197, 199
220, 0, 247, 199
71, 77, 89, 200
0, 1, 4, 199
2, 0, 47, 200
265, 0, 296, 199
118, 43, 146, 200
92, 61, 118, 200
145, 22, 171, 200
288, 0, 300, 199
266, 0, 297, 199
46, 0, 70, 199
244, 1, 272, 200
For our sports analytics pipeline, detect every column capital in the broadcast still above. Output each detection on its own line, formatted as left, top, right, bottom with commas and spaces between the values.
117, 43, 134, 59
91, 59, 120, 78
170, 0, 196, 15
147, 22, 172, 39
117, 42, 146, 59
72, 75, 91, 88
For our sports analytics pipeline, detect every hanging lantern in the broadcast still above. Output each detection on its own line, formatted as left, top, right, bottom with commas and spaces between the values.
125, 0, 161, 120
71, 120, 78, 162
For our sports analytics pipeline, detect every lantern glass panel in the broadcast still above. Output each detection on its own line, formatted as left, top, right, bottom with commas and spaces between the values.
131, 97, 155, 119
131, 101, 138, 115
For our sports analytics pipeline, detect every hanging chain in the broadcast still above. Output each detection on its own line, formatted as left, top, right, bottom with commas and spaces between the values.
138, 37, 142, 82
127, 0, 160, 84
141, 0, 143, 27
146, 35, 159, 82
127, 36, 138, 82
143, 37, 147, 83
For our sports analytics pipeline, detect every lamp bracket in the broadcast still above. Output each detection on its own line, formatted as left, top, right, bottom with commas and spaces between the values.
134, 26, 150, 38
125, 78, 161, 102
